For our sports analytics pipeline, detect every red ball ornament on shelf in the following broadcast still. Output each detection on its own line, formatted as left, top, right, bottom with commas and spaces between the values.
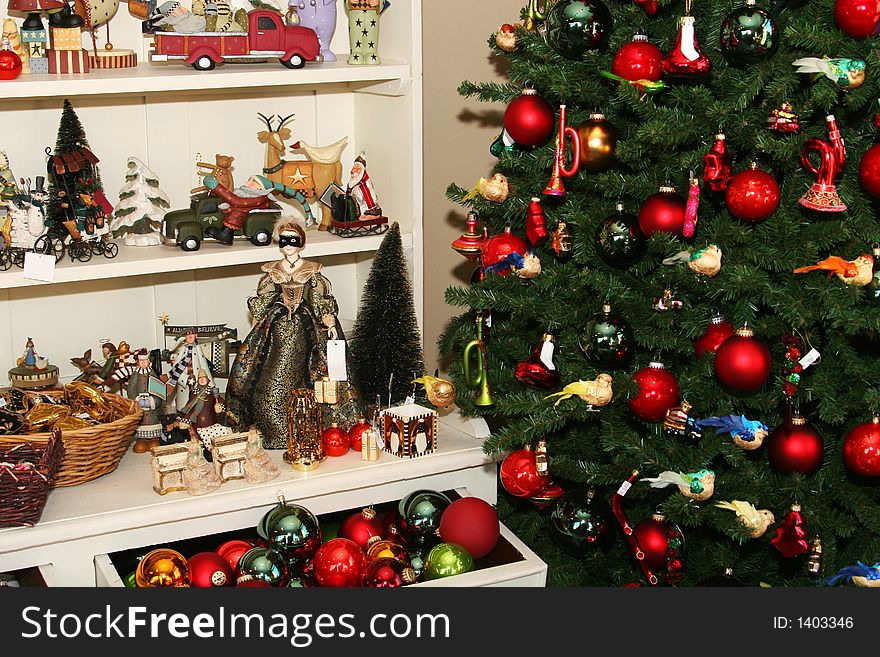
500, 445, 549, 498
611, 34, 662, 83
725, 163, 780, 223
215, 539, 253, 571
628, 362, 680, 422
188, 551, 234, 588
858, 144, 880, 197
638, 186, 686, 238
321, 422, 350, 457
767, 415, 823, 474
0, 38, 22, 81
504, 87, 556, 147
339, 508, 383, 550
439, 497, 500, 559
834, 0, 880, 38
348, 418, 371, 452
481, 227, 529, 277
843, 416, 880, 477
713, 326, 772, 392
312, 538, 366, 587
694, 312, 735, 357
362, 557, 416, 588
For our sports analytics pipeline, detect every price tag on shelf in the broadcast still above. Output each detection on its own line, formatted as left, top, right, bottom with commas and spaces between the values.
327, 340, 348, 381
23, 252, 56, 283
470, 416, 491, 439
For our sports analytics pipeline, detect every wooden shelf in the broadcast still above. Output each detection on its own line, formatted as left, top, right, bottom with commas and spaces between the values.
0, 59, 411, 100
0, 229, 409, 290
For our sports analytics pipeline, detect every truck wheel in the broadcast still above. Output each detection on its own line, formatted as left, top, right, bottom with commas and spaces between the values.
180, 235, 201, 252
250, 229, 272, 247
193, 56, 216, 71
281, 54, 305, 69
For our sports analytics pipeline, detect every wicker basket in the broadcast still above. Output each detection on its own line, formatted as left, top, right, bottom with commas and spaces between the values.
0, 429, 65, 527
0, 393, 143, 487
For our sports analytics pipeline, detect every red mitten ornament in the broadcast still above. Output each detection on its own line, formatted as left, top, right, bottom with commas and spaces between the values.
771, 504, 810, 558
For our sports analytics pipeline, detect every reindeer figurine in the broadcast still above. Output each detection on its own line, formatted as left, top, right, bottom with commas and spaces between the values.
257, 112, 348, 230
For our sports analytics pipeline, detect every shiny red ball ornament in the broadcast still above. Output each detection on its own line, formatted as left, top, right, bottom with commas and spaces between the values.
633, 514, 679, 572
834, 0, 880, 38
638, 186, 686, 238
188, 551, 234, 587
481, 227, 529, 277
338, 508, 383, 550
362, 557, 416, 588
503, 87, 556, 147
0, 38, 22, 81
500, 445, 549, 498
611, 34, 662, 83
694, 313, 735, 357
767, 416, 823, 474
321, 422, 350, 457
312, 538, 366, 587
858, 143, 880, 197
348, 418, 371, 452
439, 497, 500, 559
713, 326, 772, 392
725, 163, 780, 223
628, 362, 680, 422
215, 539, 254, 571
843, 416, 880, 476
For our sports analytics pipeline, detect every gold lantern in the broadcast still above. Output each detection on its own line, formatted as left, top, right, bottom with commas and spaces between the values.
284, 388, 326, 471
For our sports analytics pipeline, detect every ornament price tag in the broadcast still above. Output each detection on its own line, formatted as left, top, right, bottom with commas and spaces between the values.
23, 252, 56, 283
799, 349, 821, 370
539, 341, 556, 370
326, 340, 348, 381
617, 480, 633, 497
469, 416, 491, 439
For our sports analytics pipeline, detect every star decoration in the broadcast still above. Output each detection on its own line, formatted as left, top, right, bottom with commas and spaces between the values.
371, 55, 377, 61
362, 29, 369, 36
287, 168, 309, 186
371, 20, 376, 27
356, 19, 362, 26
355, 40, 361, 48
353, 54, 359, 61
368, 42, 374, 48
159, 314, 170, 325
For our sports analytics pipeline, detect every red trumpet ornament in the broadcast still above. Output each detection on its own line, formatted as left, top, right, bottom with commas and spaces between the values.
703, 133, 733, 192
661, 7, 711, 78
544, 105, 581, 197
799, 115, 847, 212
526, 197, 549, 246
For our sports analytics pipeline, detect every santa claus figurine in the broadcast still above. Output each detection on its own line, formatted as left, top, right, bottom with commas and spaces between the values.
202, 174, 275, 245
345, 153, 383, 218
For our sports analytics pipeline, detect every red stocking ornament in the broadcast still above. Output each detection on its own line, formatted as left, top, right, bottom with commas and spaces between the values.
771, 504, 810, 558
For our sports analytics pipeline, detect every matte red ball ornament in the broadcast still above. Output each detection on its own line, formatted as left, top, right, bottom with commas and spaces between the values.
843, 416, 880, 476
439, 497, 500, 559
767, 416, 823, 474
638, 186, 686, 238
348, 418, 371, 452
725, 163, 780, 223
500, 445, 549, 497
339, 508, 383, 550
481, 227, 529, 277
321, 422, 350, 457
312, 538, 366, 587
188, 551, 234, 587
504, 87, 556, 147
628, 362, 680, 422
611, 34, 662, 83
695, 313, 735, 357
713, 327, 772, 392
858, 143, 880, 197
834, 0, 880, 38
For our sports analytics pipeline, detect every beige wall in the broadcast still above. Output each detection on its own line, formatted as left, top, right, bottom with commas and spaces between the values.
422, 0, 510, 373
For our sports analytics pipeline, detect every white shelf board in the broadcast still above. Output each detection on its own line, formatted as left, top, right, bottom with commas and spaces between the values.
0, 415, 491, 556
0, 59, 411, 100
0, 229, 408, 290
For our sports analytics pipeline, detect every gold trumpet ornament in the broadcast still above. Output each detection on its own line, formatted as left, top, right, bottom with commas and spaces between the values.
462, 312, 495, 407
543, 105, 581, 197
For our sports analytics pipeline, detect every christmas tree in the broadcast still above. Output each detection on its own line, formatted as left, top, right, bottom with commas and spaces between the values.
350, 221, 426, 406
111, 157, 171, 246
441, 0, 880, 587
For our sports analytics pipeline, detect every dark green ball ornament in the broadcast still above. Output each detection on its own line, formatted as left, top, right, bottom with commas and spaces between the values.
595, 203, 647, 268
579, 302, 631, 368
401, 490, 452, 547
257, 498, 322, 564
720, 0, 780, 64
235, 547, 289, 587
545, 0, 613, 60
551, 487, 612, 552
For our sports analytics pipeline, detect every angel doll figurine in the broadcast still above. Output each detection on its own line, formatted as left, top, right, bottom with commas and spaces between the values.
225, 220, 363, 448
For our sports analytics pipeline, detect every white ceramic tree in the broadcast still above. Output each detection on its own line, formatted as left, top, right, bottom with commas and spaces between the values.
111, 156, 170, 247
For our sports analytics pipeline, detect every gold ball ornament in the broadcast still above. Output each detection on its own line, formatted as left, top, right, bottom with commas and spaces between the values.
135, 549, 190, 587
495, 24, 518, 52
427, 379, 456, 408
576, 113, 619, 173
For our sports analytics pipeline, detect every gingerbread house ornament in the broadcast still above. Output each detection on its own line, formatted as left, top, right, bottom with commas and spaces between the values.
379, 403, 438, 459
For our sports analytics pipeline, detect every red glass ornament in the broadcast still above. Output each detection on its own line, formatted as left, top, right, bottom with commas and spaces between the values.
439, 497, 500, 559
695, 313, 735, 357
500, 445, 550, 497
661, 15, 711, 77
215, 539, 254, 571
452, 211, 489, 261
312, 538, 366, 587
339, 508, 383, 550
633, 514, 680, 572
859, 143, 880, 197
503, 87, 555, 147
348, 418, 371, 452
714, 327, 772, 392
611, 34, 662, 83
628, 362, 680, 422
515, 333, 562, 390
480, 227, 528, 277
725, 163, 780, 223
188, 551, 234, 587
767, 416, 823, 474
528, 480, 565, 510
321, 422, 350, 457
638, 186, 686, 237
362, 557, 415, 588
0, 38, 23, 81
632, 0, 658, 14
834, 0, 880, 38
771, 505, 810, 558
799, 115, 847, 213
525, 197, 549, 246
843, 416, 880, 476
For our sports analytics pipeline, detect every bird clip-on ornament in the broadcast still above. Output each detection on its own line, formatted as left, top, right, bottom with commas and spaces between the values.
794, 253, 875, 287
792, 56, 866, 90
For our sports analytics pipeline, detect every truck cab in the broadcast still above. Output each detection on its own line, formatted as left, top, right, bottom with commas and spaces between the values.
249, 11, 320, 68
162, 194, 281, 252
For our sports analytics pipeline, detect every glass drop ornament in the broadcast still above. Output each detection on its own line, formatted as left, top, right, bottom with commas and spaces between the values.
545, 0, 613, 59
720, 0, 780, 64
579, 302, 631, 368
595, 203, 647, 268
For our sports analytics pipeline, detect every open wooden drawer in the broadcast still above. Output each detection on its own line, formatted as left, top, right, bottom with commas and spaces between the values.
94, 489, 547, 588
1, 564, 61, 587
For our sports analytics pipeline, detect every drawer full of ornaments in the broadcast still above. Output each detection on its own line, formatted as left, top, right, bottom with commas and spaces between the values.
94, 489, 548, 588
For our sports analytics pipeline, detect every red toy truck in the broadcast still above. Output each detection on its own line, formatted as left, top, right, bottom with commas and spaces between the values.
149, 10, 321, 71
